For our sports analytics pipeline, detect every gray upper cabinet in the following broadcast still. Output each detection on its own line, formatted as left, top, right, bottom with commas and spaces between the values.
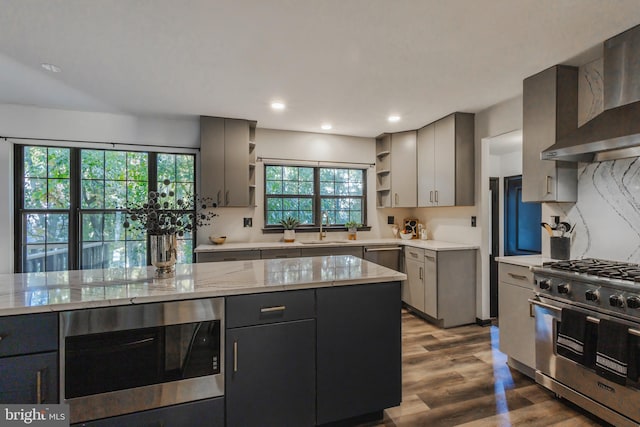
376, 131, 417, 208
417, 113, 475, 207
200, 116, 256, 207
522, 66, 578, 202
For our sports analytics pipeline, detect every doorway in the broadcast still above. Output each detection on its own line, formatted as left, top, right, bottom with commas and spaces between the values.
489, 177, 499, 318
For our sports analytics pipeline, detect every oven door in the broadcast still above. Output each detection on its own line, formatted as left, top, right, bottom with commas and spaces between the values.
531, 297, 640, 426
60, 298, 224, 424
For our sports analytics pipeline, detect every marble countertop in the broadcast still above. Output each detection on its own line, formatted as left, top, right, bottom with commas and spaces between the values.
495, 255, 553, 268
195, 238, 478, 252
0, 255, 406, 316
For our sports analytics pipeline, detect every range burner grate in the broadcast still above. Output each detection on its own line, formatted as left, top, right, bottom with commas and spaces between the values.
543, 258, 640, 282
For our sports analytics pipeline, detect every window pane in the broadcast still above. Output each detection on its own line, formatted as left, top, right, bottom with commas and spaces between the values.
48, 148, 70, 179
83, 214, 104, 241
266, 165, 282, 180
104, 212, 126, 241
24, 245, 46, 273
105, 151, 126, 180
24, 178, 47, 209
81, 150, 105, 179
299, 199, 312, 210
157, 153, 176, 183
25, 214, 45, 244
127, 152, 148, 181
44, 244, 68, 272
48, 179, 70, 209
126, 241, 147, 267
82, 180, 105, 209
266, 181, 282, 194
128, 181, 148, 205
24, 147, 48, 178
46, 214, 69, 243
267, 197, 282, 211
176, 155, 194, 182
105, 181, 127, 208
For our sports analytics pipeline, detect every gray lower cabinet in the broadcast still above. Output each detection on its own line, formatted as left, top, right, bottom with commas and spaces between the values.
403, 247, 425, 312
316, 282, 401, 425
72, 397, 224, 427
225, 291, 316, 427
260, 248, 302, 259
0, 312, 58, 404
498, 262, 536, 376
196, 250, 261, 262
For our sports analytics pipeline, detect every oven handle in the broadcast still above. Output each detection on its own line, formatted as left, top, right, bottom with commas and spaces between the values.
528, 298, 561, 313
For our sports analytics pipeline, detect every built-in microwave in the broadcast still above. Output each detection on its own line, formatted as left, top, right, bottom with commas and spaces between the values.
60, 298, 224, 424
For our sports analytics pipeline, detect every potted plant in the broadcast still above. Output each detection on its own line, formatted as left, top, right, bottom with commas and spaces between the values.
280, 216, 300, 243
345, 221, 361, 240
123, 179, 217, 277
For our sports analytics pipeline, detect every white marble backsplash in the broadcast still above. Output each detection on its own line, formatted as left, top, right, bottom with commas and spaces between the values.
546, 158, 640, 263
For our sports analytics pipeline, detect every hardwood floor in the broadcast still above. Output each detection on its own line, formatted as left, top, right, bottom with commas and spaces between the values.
359, 310, 608, 427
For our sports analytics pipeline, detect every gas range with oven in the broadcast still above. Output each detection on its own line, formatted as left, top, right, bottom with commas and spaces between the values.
531, 258, 640, 427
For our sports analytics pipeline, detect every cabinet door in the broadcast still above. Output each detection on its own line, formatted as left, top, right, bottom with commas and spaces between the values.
317, 283, 401, 425
423, 251, 438, 319
390, 131, 417, 207
226, 320, 315, 427
224, 119, 250, 207
522, 66, 577, 202
200, 116, 226, 206
417, 124, 435, 207
403, 258, 425, 312
434, 115, 456, 206
260, 248, 302, 259
0, 352, 57, 404
196, 250, 261, 262
498, 280, 536, 369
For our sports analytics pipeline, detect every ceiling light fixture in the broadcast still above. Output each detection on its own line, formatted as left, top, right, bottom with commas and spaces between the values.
321, 123, 332, 130
388, 115, 401, 123
41, 63, 62, 73
271, 101, 286, 110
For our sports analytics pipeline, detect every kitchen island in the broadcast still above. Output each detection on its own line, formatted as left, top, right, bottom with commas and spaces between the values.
0, 256, 405, 427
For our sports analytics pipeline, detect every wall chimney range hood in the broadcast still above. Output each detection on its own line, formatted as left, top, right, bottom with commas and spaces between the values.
541, 24, 640, 162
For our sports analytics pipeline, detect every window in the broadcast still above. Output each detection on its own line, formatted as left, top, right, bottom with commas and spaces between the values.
16, 145, 196, 272
264, 165, 366, 227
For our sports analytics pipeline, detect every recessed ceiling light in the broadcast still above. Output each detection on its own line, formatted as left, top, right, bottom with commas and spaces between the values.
321, 123, 332, 130
41, 63, 62, 73
388, 115, 401, 123
271, 101, 286, 110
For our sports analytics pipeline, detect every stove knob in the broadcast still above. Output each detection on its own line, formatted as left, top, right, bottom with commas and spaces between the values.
627, 297, 640, 309
585, 290, 599, 302
557, 283, 570, 294
539, 279, 551, 291
609, 295, 625, 308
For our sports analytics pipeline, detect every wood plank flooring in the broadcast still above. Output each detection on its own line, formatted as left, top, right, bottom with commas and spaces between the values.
359, 310, 608, 427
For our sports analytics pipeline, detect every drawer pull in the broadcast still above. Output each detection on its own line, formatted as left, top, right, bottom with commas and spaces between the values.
508, 273, 528, 280
260, 305, 286, 313
425, 255, 435, 261
630, 329, 640, 337
36, 369, 43, 403
233, 341, 238, 373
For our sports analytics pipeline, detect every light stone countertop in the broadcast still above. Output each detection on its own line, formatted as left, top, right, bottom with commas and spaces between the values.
195, 238, 478, 253
0, 255, 406, 317
495, 255, 553, 268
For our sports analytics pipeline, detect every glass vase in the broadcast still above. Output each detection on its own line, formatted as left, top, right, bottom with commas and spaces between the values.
150, 234, 177, 278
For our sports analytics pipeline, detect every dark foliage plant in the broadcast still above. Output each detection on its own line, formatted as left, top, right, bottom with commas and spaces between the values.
123, 179, 217, 236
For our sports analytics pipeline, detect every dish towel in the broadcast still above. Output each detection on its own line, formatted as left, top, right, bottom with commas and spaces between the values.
557, 308, 587, 364
596, 319, 629, 385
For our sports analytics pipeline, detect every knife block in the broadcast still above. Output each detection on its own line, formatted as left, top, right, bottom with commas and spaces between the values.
550, 236, 570, 260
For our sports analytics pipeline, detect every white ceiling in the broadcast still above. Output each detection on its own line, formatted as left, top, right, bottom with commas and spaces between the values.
1, 0, 640, 138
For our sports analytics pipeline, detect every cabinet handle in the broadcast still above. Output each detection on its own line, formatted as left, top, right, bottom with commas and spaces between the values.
394, 193, 399, 205
260, 305, 286, 313
425, 255, 435, 261
529, 302, 534, 318
225, 190, 230, 205
508, 273, 528, 281
36, 369, 43, 403
233, 340, 238, 373
419, 266, 423, 280
435, 190, 438, 203
429, 191, 433, 203
0, 333, 7, 342
216, 190, 222, 206
630, 329, 640, 337
546, 176, 552, 194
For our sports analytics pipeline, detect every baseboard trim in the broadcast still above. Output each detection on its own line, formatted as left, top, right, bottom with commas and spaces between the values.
476, 317, 492, 326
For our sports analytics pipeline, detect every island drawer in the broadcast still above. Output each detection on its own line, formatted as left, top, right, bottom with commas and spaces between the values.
0, 312, 58, 357
226, 290, 316, 328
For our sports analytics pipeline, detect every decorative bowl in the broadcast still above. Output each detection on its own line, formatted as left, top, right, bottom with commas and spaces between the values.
209, 236, 227, 245
399, 232, 413, 240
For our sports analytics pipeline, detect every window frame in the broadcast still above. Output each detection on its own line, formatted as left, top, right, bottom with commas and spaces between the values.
14, 144, 197, 273
262, 164, 368, 232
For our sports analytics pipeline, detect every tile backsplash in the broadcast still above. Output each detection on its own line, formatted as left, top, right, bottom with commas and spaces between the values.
545, 157, 640, 262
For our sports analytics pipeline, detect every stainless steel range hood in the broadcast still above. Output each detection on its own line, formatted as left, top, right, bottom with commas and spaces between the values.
542, 25, 640, 162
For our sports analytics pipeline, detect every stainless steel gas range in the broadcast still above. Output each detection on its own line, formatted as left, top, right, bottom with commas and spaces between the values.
532, 259, 640, 427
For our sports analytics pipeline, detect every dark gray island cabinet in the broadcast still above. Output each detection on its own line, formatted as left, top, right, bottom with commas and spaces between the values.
225, 282, 402, 427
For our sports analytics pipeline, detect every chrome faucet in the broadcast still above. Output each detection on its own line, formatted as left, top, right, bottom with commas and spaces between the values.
319, 211, 329, 240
